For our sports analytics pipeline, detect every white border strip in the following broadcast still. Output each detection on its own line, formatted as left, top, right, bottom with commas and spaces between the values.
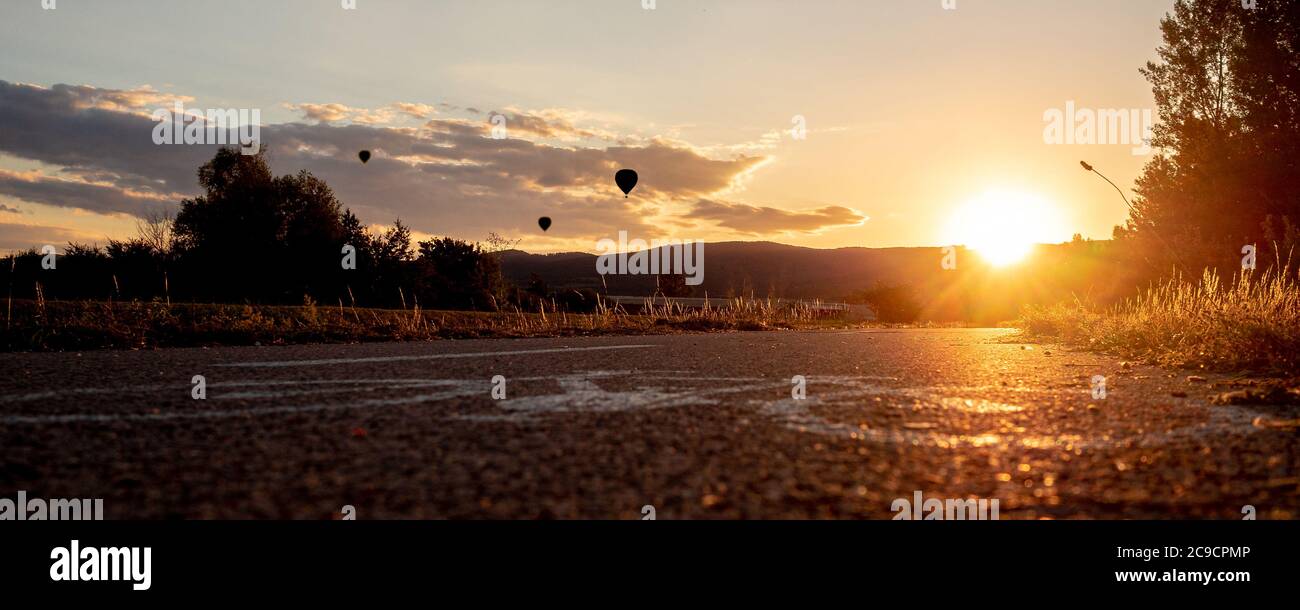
216, 344, 655, 368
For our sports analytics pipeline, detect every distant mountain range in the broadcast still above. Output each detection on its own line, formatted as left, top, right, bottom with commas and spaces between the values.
500, 241, 940, 299
499, 240, 1125, 323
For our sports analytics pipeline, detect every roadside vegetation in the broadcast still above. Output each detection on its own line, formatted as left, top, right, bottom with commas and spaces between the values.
1018, 266, 1300, 377
1, 144, 878, 352
1, 296, 866, 351
1019, 1, 1300, 380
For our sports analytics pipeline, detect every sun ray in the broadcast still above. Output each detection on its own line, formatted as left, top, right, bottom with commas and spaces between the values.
946, 190, 1065, 267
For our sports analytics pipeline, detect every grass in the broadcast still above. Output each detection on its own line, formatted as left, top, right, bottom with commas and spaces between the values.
1, 295, 868, 352
1017, 266, 1300, 377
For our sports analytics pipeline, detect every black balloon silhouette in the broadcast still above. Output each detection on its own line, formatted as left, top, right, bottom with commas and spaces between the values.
538, 217, 552, 231
358, 150, 371, 164
615, 169, 638, 198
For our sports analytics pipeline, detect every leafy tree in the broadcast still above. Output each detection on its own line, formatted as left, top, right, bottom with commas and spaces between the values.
9, 147, 526, 311
172, 147, 347, 302
525, 272, 549, 299
106, 238, 166, 299
556, 288, 600, 313
656, 274, 694, 298
414, 237, 507, 310
1128, 0, 1300, 273
846, 282, 920, 323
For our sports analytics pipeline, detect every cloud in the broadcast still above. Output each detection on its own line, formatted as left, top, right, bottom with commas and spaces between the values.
38, 83, 192, 115
688, 199, 867, 235
0, 80, 777, 246
0, 203, 20, 214
285, 102, 440, 125
284, 102, 397, 125
392, 103, 437, 120
0, 221, 102, 252
0, 169, 174, 217
487, 109, 613, 141
0, 80, 217, 196
284, 102, 353, 123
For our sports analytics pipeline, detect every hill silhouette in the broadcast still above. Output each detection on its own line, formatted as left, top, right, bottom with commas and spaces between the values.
500, 239, 1128, 323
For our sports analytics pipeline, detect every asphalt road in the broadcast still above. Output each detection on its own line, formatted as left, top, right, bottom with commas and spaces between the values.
2, 329, 1298, 519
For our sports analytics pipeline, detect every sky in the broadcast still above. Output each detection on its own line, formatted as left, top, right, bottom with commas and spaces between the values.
0, 0, 1175, 254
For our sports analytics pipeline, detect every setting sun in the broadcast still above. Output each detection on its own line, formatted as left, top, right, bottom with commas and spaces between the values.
946, 190, 1066, 267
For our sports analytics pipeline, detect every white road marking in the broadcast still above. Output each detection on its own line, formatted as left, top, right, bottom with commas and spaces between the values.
0, 386, 482, 424
0, 379, 468, 403
0, 371, 1272, 451
455, 371, 785, 422
215, 344, 655, 368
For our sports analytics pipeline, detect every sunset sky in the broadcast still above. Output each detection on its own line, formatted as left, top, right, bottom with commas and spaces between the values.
0, 0, 1172, 254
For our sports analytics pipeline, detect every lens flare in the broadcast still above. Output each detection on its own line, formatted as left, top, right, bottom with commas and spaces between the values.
946, 190, 1065, 267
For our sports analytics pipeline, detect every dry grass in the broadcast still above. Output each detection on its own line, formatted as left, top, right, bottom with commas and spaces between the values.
1017, 267, 1300, 376
1, 295, 865, 352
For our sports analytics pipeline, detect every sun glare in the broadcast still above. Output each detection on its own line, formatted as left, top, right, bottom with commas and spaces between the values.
947, 190, 1064, 267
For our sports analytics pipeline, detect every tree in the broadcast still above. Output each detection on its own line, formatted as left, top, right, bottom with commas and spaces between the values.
134, 211, 174, 255
1128, 0, 1300, 273
413, 237, 507, 310
172, 147, 348, 302
106, 238, 166, 299
846, 283, 920, 323
10, 146, 534, 311
656, 274, 693, 298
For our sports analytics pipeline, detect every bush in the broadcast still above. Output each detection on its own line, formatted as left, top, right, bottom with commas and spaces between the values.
1018, 267, 1300, 376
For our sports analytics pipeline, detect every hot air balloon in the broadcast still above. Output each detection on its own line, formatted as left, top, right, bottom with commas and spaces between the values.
615, 169, 638, 198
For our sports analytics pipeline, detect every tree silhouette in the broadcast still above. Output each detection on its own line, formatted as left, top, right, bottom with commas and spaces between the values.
0, 145, 515, 311
414, 237, 506, 310
172, 147, 347, 302
1128, 0, 1300, 272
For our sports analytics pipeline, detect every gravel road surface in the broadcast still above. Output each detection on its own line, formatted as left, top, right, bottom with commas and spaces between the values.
2, 329, 1297, 519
